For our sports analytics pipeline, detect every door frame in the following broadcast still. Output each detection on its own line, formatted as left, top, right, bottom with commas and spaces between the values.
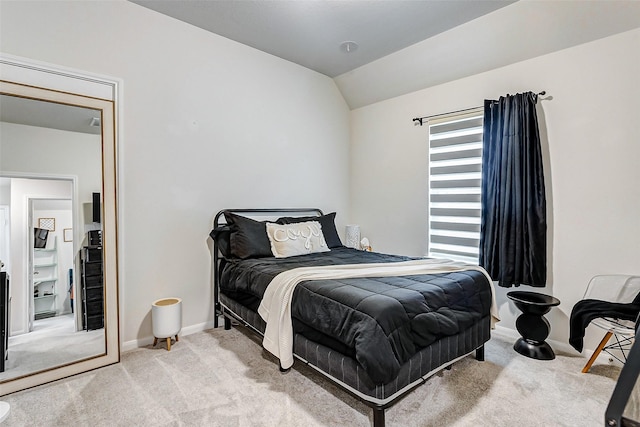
2, 173, 79, 336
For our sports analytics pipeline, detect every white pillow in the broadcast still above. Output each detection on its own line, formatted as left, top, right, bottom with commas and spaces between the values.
266, 221, 330, 258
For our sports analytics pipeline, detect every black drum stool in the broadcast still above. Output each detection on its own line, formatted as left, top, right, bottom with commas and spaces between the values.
507, 291, 560, 360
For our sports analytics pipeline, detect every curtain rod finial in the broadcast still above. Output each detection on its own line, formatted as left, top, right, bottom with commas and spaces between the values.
413, 118, 424, 126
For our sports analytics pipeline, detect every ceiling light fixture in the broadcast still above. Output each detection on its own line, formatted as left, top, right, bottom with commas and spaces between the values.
340, 41, 358, 54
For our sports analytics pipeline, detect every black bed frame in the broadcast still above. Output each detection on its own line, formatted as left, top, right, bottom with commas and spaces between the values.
212, 208, 321, 330
605, 324, 640, 427
211, 208, 487, 427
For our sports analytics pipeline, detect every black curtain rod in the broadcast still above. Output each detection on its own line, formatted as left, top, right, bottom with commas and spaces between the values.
412, 91, 546, 126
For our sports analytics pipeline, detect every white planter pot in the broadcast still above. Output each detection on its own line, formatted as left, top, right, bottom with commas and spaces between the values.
152, 297, 182, 351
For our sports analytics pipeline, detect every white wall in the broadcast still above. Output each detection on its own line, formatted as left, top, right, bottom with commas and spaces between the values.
350, 28, 640, 352
0, 122, 102, 227
0, 182, 10, 271
0, 1, 350, 346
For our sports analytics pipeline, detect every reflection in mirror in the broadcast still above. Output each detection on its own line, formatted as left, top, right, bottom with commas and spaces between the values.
0, 81, 118, 393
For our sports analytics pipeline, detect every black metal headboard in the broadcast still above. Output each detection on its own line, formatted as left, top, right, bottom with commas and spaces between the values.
211, 208, 324, 328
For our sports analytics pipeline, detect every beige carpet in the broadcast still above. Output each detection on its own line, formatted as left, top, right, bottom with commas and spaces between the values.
0, 314, 104, 381
1, 326, 625, 426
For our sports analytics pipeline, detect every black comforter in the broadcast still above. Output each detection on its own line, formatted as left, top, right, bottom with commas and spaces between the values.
220, 247, 492, 384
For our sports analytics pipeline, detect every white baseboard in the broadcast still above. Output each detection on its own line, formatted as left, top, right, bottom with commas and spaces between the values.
121, 319, 217, 353
492, 325, 577, 355
120, 319, 622, 369
492, 325, 623, 368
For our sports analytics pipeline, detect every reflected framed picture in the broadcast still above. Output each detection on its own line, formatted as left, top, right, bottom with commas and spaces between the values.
64, 228, 73, 242
38, 217, 55, 231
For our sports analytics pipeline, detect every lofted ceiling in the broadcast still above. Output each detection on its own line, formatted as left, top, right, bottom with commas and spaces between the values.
128, 0, 640, 109
129, 0, 515, 78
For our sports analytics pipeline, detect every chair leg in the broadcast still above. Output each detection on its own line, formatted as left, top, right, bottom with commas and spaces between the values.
166, 337, 172, 351
582, 331, 613, 373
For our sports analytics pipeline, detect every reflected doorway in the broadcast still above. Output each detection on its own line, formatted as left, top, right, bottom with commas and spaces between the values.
0, 175, 105, 382
30, 196, 74, 332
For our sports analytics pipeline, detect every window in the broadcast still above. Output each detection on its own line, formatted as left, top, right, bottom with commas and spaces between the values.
428, 109, 483, 264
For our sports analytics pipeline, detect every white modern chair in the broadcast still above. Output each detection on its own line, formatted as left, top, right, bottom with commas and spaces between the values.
581, 275, 640, 373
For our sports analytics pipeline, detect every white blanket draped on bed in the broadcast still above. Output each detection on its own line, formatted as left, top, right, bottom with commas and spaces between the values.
257, 258, 499, 370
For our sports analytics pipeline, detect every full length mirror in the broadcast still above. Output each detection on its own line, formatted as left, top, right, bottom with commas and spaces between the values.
0, 79, 119, 394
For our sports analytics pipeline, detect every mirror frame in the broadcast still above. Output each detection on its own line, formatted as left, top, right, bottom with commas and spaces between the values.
0, 79, 120, 395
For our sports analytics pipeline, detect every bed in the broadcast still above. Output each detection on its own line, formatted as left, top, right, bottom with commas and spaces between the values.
210, 208, 496, 427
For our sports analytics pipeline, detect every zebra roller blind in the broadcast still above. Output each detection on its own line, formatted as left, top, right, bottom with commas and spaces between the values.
428, 108, 483, 264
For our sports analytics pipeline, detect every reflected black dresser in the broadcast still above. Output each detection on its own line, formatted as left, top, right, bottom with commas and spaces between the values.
1, 271, 9, 372
81, 246, 104, 331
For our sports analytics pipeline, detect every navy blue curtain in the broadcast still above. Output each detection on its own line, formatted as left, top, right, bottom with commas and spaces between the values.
480, 92, 546, 288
